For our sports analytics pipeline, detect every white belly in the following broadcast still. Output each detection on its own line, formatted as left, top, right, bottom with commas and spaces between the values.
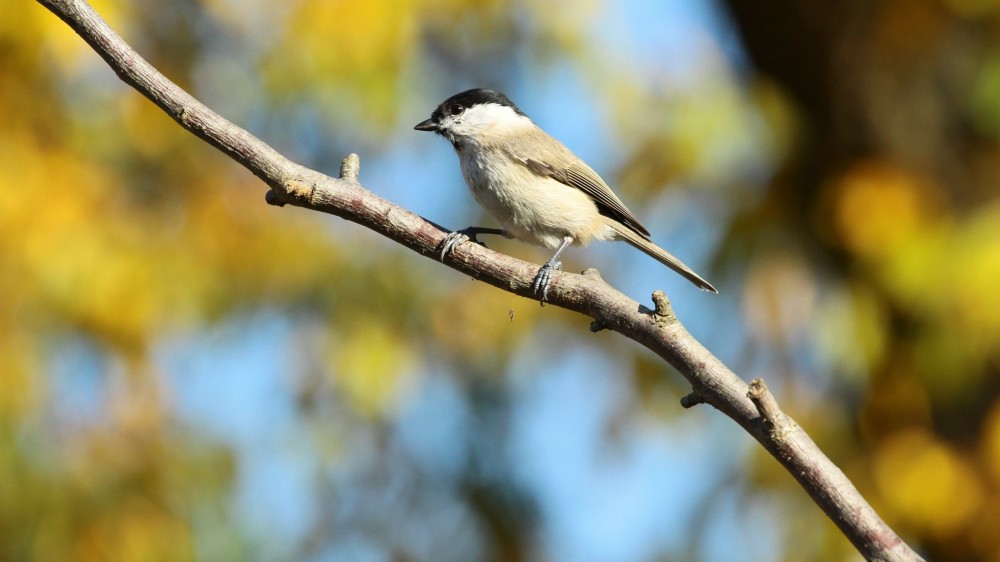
459, 150, 612, 249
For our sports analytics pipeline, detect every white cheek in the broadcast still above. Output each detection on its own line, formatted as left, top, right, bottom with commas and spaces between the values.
438, 114, 460, 130
456, 103, 533, 136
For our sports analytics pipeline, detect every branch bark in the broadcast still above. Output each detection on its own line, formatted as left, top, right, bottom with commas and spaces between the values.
35, 1, 923, 560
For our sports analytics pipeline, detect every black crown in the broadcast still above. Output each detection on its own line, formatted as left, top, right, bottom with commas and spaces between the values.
431, 88, 526, 122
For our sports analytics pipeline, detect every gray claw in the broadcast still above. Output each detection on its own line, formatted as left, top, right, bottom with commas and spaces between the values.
531, 261, 562, 302
440, 232, 470, 261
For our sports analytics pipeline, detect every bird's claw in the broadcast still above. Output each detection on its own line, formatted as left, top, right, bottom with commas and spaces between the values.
440, 228, 498, 261
439, 231, 470, 261
531, 261, 561, 302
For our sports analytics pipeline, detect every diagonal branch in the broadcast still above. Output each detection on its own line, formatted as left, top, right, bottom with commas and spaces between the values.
35, 1, 923, 560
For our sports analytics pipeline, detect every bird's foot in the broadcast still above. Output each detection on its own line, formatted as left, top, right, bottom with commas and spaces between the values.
531, 260, 562, 303
439, 231, 469, 261
439, 228, 489, 261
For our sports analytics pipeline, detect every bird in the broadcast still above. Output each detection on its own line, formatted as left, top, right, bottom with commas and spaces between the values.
414, 88, 717, 301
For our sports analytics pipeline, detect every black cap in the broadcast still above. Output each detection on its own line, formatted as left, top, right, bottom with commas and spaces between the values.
431, 89, 525, 122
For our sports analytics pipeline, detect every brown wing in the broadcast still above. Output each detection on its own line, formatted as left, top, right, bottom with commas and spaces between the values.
515, 151, 651, 238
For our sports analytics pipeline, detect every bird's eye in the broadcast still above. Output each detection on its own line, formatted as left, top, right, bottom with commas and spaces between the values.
449, 104, 464, 116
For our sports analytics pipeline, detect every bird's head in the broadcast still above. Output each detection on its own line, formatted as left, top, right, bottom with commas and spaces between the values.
414, 88, 532, 145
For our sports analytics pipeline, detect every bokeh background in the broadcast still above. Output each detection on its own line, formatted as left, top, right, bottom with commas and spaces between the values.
3, 0, 1000, 560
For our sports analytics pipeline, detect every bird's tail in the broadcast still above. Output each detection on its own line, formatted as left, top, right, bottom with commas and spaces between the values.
608, 222, 718, 293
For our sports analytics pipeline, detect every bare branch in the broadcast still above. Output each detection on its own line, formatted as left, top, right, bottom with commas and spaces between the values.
680, 392, 706, 409
748, 377, 784, 428
35, 1, 923, 560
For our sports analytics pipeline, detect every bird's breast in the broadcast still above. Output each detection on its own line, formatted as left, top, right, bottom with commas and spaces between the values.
456, 148, 610, 249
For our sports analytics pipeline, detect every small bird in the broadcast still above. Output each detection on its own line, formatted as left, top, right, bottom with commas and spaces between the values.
415, 88, 717, 300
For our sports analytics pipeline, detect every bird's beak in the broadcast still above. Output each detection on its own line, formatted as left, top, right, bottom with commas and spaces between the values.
414, 118, 437, 132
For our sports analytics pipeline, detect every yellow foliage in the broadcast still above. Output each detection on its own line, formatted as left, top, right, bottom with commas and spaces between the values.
947, 205, 1000, 338
0, 332, 42, 421
428, 280, 537, 364
329, 320, 417, 417
262, 0, 442, 124
969, 499, 1000, 562
816, 283, 890, 381
944, 0, 1000, 17
982, 400, 1000, 486
121, 96, 187, 159
831, 161, 940, 261
74, 498, 192, 562
860, 201, 1000, 390
10, 146, 165, 349
0, 3, 44, 54
825, 162, 1000, 384
33, 0, 131, 75
873, 428, 982, 536
520, 0, 598, 52
290, 0, 417, 74
751, 78, 800, 163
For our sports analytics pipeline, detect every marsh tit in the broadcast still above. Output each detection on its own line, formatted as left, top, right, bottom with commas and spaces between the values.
415, 88, 717, 300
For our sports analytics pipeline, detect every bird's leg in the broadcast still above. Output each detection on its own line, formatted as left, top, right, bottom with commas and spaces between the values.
439, 227, 509, 261
532, 237, 572, 302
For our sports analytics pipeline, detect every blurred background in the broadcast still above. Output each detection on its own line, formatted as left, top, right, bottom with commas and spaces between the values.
2, 0, 1000, 560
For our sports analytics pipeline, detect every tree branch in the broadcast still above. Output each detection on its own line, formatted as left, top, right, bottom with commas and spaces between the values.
35, 1, 923, 560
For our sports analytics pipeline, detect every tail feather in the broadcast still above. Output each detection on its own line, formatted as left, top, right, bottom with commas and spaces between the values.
608, 222, 718, 293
